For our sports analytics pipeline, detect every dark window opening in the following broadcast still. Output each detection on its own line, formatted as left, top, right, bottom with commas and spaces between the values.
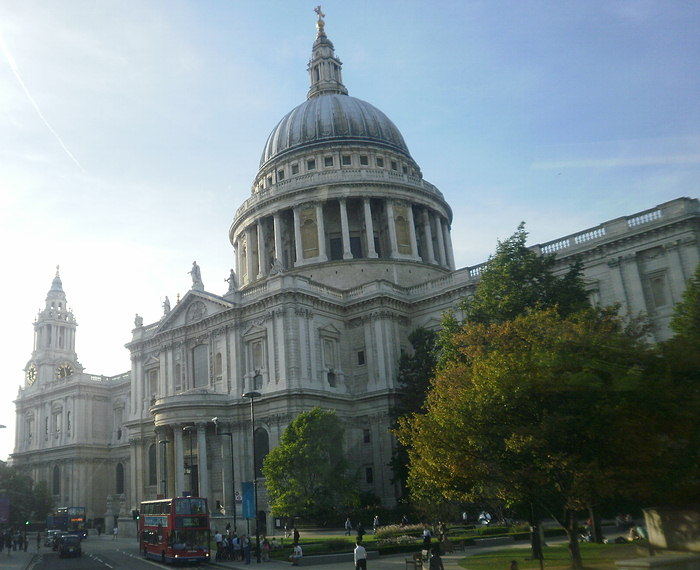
365, 467, 373, 484
327, 370, 337, 387
329, 237, 343, 260
291, 163, 299, 175
253, 372, 263, 391
360, 155, 368, 166
341, 155, 351, 165
350, 236, 363, 258
363, 429, 371, 443
324, 156, 333, 167
402, 165, 408, 174
391, 160, 398, 170
357, 350, 366, 366
376, 157, 384, 167
277, 169, 285, 180
307, 159, 316, 170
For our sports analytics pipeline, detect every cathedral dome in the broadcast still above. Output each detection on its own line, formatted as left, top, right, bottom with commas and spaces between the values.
260, 94, 411, 167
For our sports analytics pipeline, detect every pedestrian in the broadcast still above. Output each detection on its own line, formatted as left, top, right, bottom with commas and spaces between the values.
422, 526, 432, 549
214, 529, 223, 559
232, 533, 242, 561
401, 515, 409, 526
345, 517, 352, 535
356, 522, 365, 542
261, 538, 271, 561
288, 542, 303, 566
242, 535, 251, 564
354, 540, 367, 569
113, 525, 119, 539
429, 547, 444, 570
372, 514, 380, 534
293, 527, 300, 544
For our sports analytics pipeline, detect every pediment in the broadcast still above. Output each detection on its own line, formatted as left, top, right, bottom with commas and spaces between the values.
319, 323, 341, 335
153, 290, 234, 334
242, 323, 267, 338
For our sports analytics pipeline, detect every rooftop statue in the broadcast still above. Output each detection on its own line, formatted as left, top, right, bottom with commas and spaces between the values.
188, 261, 204, 291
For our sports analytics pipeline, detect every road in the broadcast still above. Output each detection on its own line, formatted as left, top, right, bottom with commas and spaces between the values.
29, 535, 176, 570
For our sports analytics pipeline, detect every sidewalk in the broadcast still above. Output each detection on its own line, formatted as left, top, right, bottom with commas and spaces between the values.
0, 547, 38, 569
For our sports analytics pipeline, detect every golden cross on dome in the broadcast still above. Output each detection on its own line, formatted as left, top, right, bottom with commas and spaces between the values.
314, 5, 325, 19
314, 5, 326, 35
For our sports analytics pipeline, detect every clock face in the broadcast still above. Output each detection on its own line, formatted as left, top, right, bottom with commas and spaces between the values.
55, 363, 74, 379
25, 364, 37, 385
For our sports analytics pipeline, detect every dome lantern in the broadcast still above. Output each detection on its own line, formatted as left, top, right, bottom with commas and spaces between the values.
307, 7, 348, 99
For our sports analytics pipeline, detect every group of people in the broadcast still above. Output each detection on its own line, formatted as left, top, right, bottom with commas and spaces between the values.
213, 527, 272, 563
0, 529, 29, 554
343, 514, 383, 538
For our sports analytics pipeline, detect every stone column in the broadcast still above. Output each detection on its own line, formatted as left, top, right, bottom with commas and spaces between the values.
434, 213, 447, 267
196, 423, 210, 501
257, 219, 267, 279
245, 227, 255, 283
339, 198, 353, 259
315, 202, 328, 261
442, 220, 456, 269
385, 200, 399, 258
293, 207, 304, 266
363, 198, 378, 258
422, 209, 435, 263
173, 424, 185, 496
273, 212, 283, 264
233, 239, 240, 283
406, 204, 419, 260
155, 428, 164, 496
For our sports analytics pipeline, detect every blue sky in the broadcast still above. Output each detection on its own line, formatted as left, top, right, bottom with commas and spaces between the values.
1, 0, 699, 458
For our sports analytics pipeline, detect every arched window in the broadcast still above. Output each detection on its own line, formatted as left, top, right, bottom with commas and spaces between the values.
254, 428, 270, 479
148, 443, 157, 486
52, 465, 60, 495
116, 463, 125, 494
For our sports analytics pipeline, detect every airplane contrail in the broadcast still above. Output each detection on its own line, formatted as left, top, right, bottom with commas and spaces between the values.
0, 32, 86, 173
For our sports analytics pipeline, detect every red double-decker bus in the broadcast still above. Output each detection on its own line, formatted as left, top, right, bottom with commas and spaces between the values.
139, 497, 210, 564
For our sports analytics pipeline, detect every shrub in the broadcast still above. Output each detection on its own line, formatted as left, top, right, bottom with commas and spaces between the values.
375, 524, 425, 539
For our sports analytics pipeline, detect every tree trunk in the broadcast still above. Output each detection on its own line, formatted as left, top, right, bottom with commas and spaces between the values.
565, 509, 583, 569
587, 505, 604, 543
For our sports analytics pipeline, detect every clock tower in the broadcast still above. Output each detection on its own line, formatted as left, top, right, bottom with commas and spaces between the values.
25, 267, 83, 387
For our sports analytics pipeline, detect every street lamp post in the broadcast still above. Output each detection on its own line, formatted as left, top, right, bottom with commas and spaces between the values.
182, 426, 195, 496
242, 391, 261, 564
212, 417, 237, 532
159, 439, 170, 497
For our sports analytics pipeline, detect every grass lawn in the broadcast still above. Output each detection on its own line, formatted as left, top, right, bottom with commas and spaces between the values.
459, 543, 649, 569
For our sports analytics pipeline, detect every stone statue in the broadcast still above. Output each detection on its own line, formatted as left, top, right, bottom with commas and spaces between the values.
134, 314, 143, 327
188, 261, 204, 291
225, 269, 238, 293
269, 257, 284, 276
163, 296, 171, 315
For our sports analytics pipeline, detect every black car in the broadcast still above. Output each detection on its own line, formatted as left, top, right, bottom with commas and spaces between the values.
58, 534, 82, 558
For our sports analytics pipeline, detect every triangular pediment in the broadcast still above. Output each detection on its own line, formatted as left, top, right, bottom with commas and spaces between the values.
319, 323, 341, 335
153, 290, 234, 334
242, 323, 267, 337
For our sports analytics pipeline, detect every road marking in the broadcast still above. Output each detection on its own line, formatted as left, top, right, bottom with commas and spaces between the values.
88, 553, 114, 568
118, 549, 170, 568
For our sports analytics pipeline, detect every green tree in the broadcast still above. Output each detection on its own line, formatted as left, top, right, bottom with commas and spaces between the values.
0, 462, 37, 526
670, 264, 700, 341
33, 480, 54, 521
463, 223, 588, 325
262, 408, 357, 521
396, 309, 688, 569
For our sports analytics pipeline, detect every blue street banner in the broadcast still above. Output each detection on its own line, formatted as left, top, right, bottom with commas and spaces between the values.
0, 496, 9, 524
241, 482, 254, 519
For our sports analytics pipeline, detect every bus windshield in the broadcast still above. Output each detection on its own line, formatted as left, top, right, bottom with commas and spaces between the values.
169, 529, 209, 550
174, 498, 207, 515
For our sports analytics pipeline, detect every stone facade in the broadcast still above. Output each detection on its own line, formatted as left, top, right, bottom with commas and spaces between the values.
12, 15, 700, 529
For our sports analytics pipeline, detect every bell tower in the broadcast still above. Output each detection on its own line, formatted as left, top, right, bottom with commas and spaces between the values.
24, 267, 82, 387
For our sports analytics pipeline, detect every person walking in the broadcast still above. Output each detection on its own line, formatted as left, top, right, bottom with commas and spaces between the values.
429, 547, 444, 570
292, 527, 300, 544
354, 540, 367, 569
242, 535, 251, 564
214, 529, 223, 560
345, 517, 352, 536
113, 525, 119, 540
289, 542, 302, 566
372, 515, 380, 534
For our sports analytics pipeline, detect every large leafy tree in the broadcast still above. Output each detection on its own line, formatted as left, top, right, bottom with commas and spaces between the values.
670, 263, 700, 342
396, 309, 690, 569
463, 223, 588, 325
262, 408, 357, 521
0, 462, 53, 526
390, 328, 438, 490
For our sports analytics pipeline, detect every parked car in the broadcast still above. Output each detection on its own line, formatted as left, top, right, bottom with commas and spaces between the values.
44, 529, 60, 547
58, 534, 82, 558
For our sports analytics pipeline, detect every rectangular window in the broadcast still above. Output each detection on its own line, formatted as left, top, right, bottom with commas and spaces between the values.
363, 428, 371, 443
291, 163, 299, 175
266, 175, 272, 187
357, 350, 366, 366
341, 155, 351, 165
192, 345, 209, 388
323, 339, 336, 368
307, 159, 316, 170
277, 169, 285, 181
148, 369, 158, 397
391, 160, 398, 171
365, 467, 373, 484
376, 157, 384, 167
360, 155, 369, 166
324, 156, 334, 167
252, 340, 263, 370
402, 165, 408, 174
329, 237, 343, 260
649, 275, 668, 308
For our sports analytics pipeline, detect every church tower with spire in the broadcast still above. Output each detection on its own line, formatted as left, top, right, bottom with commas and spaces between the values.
25, 267, 82, 389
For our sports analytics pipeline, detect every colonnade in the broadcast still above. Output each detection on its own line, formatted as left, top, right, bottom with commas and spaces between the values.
233, 197, 455, 285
